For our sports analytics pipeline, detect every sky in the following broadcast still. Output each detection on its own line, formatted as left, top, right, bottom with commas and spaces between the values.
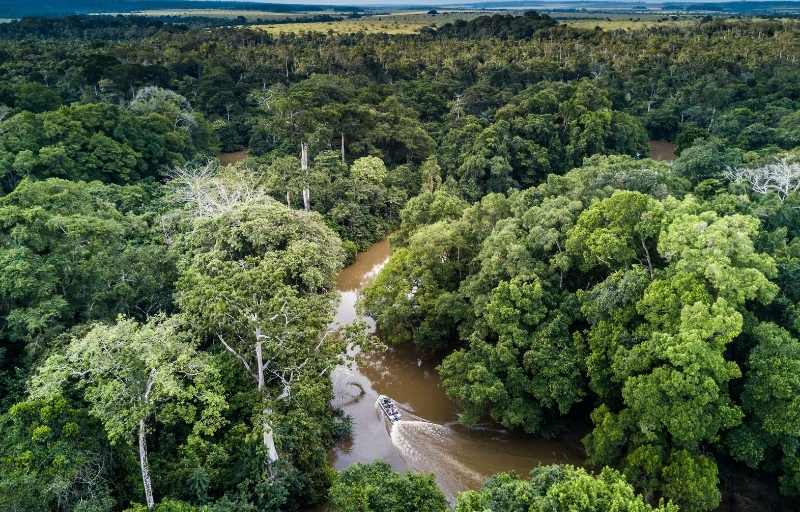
181, 0, 666, 6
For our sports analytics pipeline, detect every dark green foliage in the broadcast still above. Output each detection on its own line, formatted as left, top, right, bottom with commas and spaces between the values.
0, 81, 62, 113
730, 322, 800, 494
0, 396, 115, 512
434, 11, 558, 40
0, 101, 215, 191
365, 147, 800, 510
0, 178, 175, 405
441, 80, 649, 200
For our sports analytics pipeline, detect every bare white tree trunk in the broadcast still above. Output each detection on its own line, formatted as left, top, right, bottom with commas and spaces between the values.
138, 419, 155, 510
219, 329, 281, 467
286, 190, 291, 208
341, 132, 346, 164
300, 142, 310, 212
263, 408, 279, 464
255, 333, 279, 464
255, 335, 265, 391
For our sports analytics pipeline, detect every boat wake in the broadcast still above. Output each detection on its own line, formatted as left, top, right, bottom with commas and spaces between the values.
389, 420, 483, 498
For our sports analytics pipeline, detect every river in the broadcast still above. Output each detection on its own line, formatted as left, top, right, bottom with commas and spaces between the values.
648, 140, 677, 161
217, 149, 249, 165
329, 239, 584, 500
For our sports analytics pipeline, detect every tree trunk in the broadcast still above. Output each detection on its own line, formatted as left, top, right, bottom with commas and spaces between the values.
263, 408, 279, 464
254, 335, 279, 464
255, 337, 265, 391
300, 142, 310, 212
341, 132, 346, 164
138, 419, 155, 510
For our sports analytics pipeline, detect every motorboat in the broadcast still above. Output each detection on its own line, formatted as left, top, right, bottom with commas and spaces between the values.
376, 394, 402, 422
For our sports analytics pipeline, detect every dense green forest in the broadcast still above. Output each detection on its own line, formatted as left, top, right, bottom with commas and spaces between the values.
1, 11, 799, 512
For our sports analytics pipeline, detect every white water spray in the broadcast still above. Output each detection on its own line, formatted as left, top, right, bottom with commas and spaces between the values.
389, 419, 484, 497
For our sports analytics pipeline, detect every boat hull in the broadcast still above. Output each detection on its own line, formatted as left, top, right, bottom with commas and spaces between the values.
376, 394, 402, 423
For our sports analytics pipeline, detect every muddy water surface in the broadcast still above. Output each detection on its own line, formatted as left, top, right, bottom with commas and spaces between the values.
217, 149, 249, 165
648, 140, 677, 161
330, 240, 584, 499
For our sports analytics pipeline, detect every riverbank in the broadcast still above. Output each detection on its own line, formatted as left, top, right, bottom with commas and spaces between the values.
329, 239, 584, 500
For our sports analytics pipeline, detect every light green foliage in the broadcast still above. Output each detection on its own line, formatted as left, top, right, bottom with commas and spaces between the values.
351, 156, 388, 184
579, 266, 651, 398
419, 156, 443, 193
369, 152, 788, 511
582, 196, 779, 511
363, 191, 516, 350
30, 315, 226, 443
619, 299, 744, 447
454, 465, 678, 512
363, 221, 470, 350
658, 206, 778, 306
392, 189, 468, 246
173, 194, 353, 508
329, 462, 447, 512
28, 315, 225, 509
661, 450, 719, 512
567, 191, 662, 272
537, 154, 683, 203
175, 200, 344, 339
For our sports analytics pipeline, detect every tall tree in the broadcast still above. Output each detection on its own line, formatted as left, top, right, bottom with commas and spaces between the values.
30, 315, 225, 510
173, 178, 353, 469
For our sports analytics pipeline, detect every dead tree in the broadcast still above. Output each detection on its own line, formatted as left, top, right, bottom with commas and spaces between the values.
726, 158, 800, 202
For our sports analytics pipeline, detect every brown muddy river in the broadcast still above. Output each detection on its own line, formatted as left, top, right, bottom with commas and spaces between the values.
330, 240, 584, 499
648, 140, 677, 161
217, 149, 249, 165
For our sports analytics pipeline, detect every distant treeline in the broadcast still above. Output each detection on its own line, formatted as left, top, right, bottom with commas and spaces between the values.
0, 15, 189, 39
433, 10, 557, 39
0, 0, 359, 19
664, 1, 800, 13
0, 14, 356, 38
